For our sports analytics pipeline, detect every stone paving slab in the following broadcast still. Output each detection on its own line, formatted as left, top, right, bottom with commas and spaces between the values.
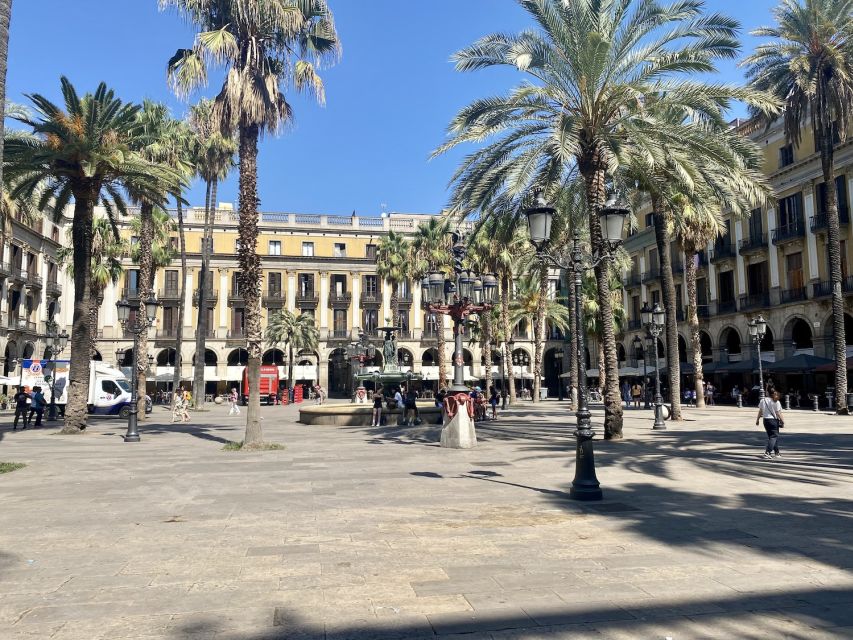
0, 402, 852, 638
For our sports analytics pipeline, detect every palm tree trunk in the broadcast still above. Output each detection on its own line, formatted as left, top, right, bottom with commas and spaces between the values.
501, 272, 516, 405
391, 282, 399, 330
288, 342, 294, 392
598, 338, 606, 396
172, 200, 187, 406
193, 179, 213, 409
685, 249, 706, 408
567, 270, 578, 409
532, 262, 547, 402
0, 0, 11, 192
63, 184, 97, 433
136, 201, 155, 420
818, 92, 848, 413
238, 124, 264, 447
652, 204, 682, 420
581, 158, 623, 439
483, 312, 493, 395
89, 289, 103, 359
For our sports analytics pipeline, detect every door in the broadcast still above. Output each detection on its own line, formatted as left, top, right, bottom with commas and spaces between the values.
787, 253, 804, 290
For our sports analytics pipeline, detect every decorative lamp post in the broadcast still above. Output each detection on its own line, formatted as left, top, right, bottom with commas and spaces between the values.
421, 233, 497, 393
632, 334, 650, 409
526, 192, 628, 501
749, 314, 768, 400
45, 324, 69, 421
555, 347, 565, 401
642, 302, 667, 430
115, 293, 159, 442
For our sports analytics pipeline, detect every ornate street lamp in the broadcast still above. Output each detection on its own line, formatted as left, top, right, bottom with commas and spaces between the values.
45, 324, 69, 421
749, 314, 768, 400
526, 192, 628, 501
632, 334, 650, 409
421, 232, 497, 393
555, 347, 565, 401
115, 293, 159, 442
642, 302, 667, 430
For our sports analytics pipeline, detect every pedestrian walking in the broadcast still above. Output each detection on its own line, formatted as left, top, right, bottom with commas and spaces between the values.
631, 381, 642, 408
756, 388, 784, 459
180, 388, 190, 423
371, 389, 383, 427
228, 387, 240, 415
489, 385, 500, 420
404, 386, 419, 426
621, 380, 631, 407
28, 386, 45, 427
12, 387, 29, 430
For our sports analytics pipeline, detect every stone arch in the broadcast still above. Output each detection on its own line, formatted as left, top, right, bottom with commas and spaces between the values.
820, 312, 853, 349
22, 342, 35, 359
192, 348, 218, 366
227, 348, 249, 366
157, 348, 177, 366
262, 348, 285, 366
788, 318, 814, 350
327, 347, 351, 397
119, 349, 134, 367
720, 326, 742, 356
397, 347, 414, 368
760, 325, 774, 352
3, 341, 17, 377
421, 348, 439, 366
92, 350, 103, 362
616, 343, 626, 364
677, 334, 688, 363
511, 348, 531, 367
699, 330, 713, 361
462, 348, 473, 367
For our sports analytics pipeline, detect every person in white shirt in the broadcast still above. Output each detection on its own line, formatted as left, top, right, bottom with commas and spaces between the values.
756, 388, 784, 459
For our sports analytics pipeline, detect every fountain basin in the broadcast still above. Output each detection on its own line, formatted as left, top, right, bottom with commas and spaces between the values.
299, 401, 441, 427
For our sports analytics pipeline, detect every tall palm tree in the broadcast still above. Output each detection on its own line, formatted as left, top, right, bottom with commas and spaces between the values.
376, 230, 410, 328
4, 78, 175, 433
188, 98, 236, 409
58, 217, 124, 358
581, 272, 627, 396
745, 0, 853, 413
163, 0, 340, 447
0, 0, 12, 193
411, 216, 452, 389
266, 309, 319, 391
436, 0, 775, 439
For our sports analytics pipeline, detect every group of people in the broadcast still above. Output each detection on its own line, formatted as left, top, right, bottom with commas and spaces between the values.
12, 386, 46, 429
369, 384, 502, 427
170, 387, 191, 423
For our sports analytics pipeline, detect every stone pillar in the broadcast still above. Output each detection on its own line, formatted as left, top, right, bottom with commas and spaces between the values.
803, 184, 820, 282
351, 272, 361, 329
734, 219, 746, 295
639, 255, 647, 301
319, 272, 329, 330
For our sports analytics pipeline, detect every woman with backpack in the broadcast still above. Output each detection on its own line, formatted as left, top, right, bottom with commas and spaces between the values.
756, 387, 784, 460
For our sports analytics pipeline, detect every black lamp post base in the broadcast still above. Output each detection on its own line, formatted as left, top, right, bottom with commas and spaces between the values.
570, 434, 603, 501
123, 433, 141, 443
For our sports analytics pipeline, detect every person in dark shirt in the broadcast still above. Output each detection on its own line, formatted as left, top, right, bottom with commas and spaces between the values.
13, 387, 30, 430
28, 386, 46, 427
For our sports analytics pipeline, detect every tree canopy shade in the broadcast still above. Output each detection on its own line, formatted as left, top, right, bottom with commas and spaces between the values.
744, 0, 853, 412
4, 77, 180, 433
163, 0, 340, 447
434, 0, 777, 438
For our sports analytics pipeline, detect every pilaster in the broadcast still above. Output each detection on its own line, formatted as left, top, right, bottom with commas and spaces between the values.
803, 183, 819, 282
734, 220, 746, 296
319, 272, 329, 329
351, 272, 361, 329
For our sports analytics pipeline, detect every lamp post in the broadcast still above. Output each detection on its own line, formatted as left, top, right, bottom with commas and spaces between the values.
555, 347, 565, 401
748, 314, 768, 400
632, 335, 649, 409
642, 302, 667, 430
115, 294, 159, 442
421, 234, 497, 393
45, 324, 69, 421
526, 193, 628, 501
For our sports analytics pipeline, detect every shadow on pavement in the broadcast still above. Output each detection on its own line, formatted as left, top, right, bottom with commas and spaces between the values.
169, 586, 853, 639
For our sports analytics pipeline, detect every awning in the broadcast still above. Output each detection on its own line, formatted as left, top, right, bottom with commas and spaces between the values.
816, 356, 853, 372
768, 353, 834, 373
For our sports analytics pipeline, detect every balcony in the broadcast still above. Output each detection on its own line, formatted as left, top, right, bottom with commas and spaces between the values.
394, 290, 414, 305
21, 270, 42, 289
46, 280, 62, 297
697, 305, 710, 319
395, 329, 413, 340
813, 277, 853, 298
642, 266, 660, 283
0, 262, 10, 278
159, 287, 181, 301
360, 291, 382, 306
810, 211, 850, 233
155, 328, 178, 340
263, 290, 285, 306
192, 288, 217, 306
8, 318, 37, 333
780, 287, 808, 304
710, 242, 736, 263
330, 328, 350, 340
718, 299, 737, 314
122, 287, 141, 301
739, 292, 770, 311
329, 291, 352, 307
739, 234, 767, 255
772, 222, 805, 245
226, 329, 246, 345
227, 288, 244, 306
627, 319, 642, 331
626, 272, 642, 288
296, 291, 318, 307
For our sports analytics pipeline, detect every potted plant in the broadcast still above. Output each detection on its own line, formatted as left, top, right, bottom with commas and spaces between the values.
0, 394, 8, 410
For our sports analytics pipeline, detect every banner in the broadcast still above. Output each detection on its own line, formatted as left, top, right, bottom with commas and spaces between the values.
22, 359, 70, 404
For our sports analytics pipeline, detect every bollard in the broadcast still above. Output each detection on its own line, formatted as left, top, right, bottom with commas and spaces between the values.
785, 394, 791, 411
737, 393, 742, 408
813, 395, 819, 412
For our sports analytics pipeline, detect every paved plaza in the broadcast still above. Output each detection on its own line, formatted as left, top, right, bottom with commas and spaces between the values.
0, 400, 852, 639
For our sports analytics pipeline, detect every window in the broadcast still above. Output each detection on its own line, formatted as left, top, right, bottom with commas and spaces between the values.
718, 271, 735, 303
235, 238, 241, 253
645, 212, 654, 228
397, 310, 409, 333
333, 242, 346, 258
363, 275, 378, 297
268, 272, 282, 295
779, 143, 794, 168
631, 296, 640, 322
102, 380, 121, 396
130, 236, 139, 247
651, 290, 660, 306
298, 274, 315, 297
778, 192, 803, 230
331, 275, 347, 296
818, 176, 849, 220
787, 252, 803, 290
365, 244, 377, 260
747, 261, 768, 295
333, 309, 347, 333
363, 309, 379, 333
399, 279, 411, 299
269, 240, 281, 256
302, 242, 314, 257
231, 271, 241, 295
696, 278, 708, 308
164, 270, 179, 293
126, 270, 140, 295
425, 312, 439, 336
675, 284, 682, 314
232, 307, 246, 333
648, 248, 658, 273
169, 237, 178, 252
748, 208, 763, 241
163, 306, 177, 331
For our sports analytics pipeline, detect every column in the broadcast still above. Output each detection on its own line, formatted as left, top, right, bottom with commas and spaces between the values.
803, 184, 819, 281
287, 274, 296, 312
639, 256, 647, 301
767, 206, 780, 288
319, 272, 329, 330
351, 272, 361, 329
218, 268, 228, 329
734, 219, 746, 295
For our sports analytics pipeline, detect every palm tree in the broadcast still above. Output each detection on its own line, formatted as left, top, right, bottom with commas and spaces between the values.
376, 230, 410, 328
411, 216, 452, 389
436, 0, 775, 439
0, 0, 12, 192
4, 78, 175, 433
188, 98, 236, 409
745, 0, 853, 413
266, 310, 319, 392
58, 217, 124, 358
164, 0, 340, 447
581, 272, 627, 396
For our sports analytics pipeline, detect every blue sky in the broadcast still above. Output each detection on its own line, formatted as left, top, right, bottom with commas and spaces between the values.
7, 0, 779, 215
